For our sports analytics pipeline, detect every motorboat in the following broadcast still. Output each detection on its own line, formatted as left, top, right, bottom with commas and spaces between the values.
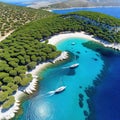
55, 86, 66, 94
69, 63, 79, 69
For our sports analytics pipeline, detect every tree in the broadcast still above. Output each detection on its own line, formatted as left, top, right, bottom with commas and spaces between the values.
0, 81, 2, 87
15, 66, 27, 75
2, 96, 15, 109
20, 78, 31, 86
14, 76, 22, 84
9, 70, 17, 76
8, 61, 18, 68
0, 72, 9, 80
0, 92, 8, 102
3, 77, 13, 83
1, 86, 13, 95
27, 62, 37, 70
31, 55, 37, 62
7, 83, 18, 92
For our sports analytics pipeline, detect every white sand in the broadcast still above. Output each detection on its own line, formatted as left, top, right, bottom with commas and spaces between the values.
1, 31, 120, 120
48, 31, 120, 50
24, 62, 51, 94
53, 51, 68, 63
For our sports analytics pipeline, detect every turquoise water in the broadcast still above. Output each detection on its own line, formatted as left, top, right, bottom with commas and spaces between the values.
17, 37, 104, 120
51, 7, 120, 120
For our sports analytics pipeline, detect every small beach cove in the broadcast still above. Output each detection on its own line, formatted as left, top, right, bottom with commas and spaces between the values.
16, 34, 105, 120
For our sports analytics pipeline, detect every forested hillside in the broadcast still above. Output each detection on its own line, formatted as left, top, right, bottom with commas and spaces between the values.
0, 2, 53, 37
71, 11, 120, 26
13, 11, 120, 43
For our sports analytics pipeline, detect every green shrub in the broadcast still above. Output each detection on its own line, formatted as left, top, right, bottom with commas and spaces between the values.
2, 96, 15, 109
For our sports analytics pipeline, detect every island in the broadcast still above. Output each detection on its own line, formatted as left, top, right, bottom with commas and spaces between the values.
0, 2, 120, 120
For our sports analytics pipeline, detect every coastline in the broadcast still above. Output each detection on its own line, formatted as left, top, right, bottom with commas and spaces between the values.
48, 6, 120, 12
48, 32, 120, 50
0, 39, 68, 120
0, 31, 120, 120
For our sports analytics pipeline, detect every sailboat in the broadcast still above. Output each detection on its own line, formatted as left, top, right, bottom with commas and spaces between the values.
69, 55, 79, 69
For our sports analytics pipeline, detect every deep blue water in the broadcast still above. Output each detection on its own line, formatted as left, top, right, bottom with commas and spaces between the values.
52, 7, 120, 18
93, 54, 120, 120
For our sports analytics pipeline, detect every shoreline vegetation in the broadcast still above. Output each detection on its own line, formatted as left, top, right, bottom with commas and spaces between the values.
0, 49, 68, 120
1, 9, 120, 120
1, 31, 120, 120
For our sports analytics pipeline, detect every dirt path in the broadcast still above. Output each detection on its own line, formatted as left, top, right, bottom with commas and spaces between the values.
0, 30, 14, 42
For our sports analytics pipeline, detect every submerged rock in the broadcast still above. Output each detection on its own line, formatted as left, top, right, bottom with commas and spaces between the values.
79, 93, 84, 108
84, 110, 89, 116
76, 51, 81, 54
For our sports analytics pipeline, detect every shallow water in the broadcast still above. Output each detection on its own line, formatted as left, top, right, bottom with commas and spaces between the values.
17, 38, 104, 120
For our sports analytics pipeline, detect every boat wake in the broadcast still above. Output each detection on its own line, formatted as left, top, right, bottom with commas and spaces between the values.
62, 66, 70, 69
47, 91, 55, 96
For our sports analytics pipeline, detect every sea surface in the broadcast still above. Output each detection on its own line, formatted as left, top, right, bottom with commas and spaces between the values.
17, 38, 104, 120
52, 7, 120, 18
16, 7, 120, 120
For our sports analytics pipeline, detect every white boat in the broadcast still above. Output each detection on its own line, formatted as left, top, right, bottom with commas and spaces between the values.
55, 86, 66, 94
69, 63, 79, 69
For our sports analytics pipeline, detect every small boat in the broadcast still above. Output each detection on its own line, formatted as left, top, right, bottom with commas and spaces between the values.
55, 86, 66, 94
69, 63, 79, 69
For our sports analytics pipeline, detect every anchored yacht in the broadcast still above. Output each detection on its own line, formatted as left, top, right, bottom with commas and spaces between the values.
69, 63, 79, 69
55, 86, 66, 94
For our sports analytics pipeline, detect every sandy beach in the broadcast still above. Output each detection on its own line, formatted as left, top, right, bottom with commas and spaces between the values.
48, 32, 120, 50
0, 31, 120, 120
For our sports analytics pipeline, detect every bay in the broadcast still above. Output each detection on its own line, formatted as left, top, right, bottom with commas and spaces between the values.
17, 38, 104, 120
16, 7, 120, 120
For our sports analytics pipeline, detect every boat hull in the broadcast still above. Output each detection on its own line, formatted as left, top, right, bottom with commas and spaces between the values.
55, 86, 66, 94
69, 63, 79, 69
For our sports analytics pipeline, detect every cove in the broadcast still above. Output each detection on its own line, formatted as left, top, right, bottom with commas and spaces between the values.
16, 37, 104, 120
